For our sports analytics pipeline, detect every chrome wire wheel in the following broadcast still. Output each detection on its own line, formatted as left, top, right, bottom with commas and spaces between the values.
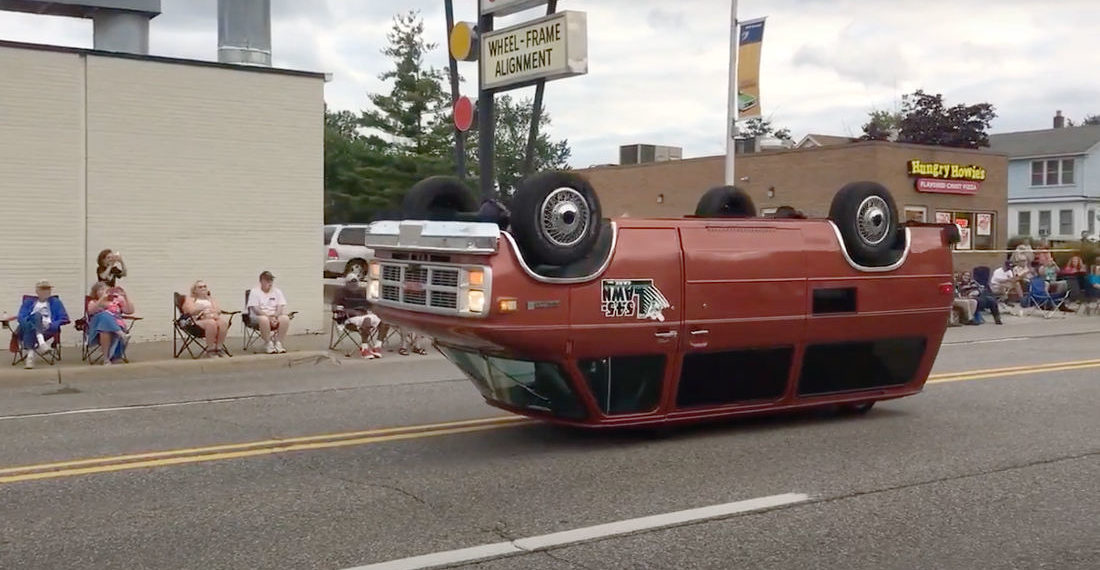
856, 195, 890, 246
539, 187, 590, 248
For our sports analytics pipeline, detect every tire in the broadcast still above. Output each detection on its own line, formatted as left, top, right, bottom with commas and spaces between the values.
694, 186, 756, 218
511, 170, 603, 266
401, 176, 479, 219
838, 401, 875, 415
344, 259, 367, 279
828, 181, 901, 266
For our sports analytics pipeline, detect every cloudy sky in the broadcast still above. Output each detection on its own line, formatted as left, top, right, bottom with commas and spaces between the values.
2, 0, 1098, 167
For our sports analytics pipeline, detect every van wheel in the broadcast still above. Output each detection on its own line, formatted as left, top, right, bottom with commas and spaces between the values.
829, 182, 900, 266
345, 259, 367, 279
402, 176, 479, 219
511, 171, 603, 266
694, 186, 756, 217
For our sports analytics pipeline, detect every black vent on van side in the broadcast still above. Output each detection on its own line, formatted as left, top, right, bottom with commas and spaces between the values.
813, 287, 856, 314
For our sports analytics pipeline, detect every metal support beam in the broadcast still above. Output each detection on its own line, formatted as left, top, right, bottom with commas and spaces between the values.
477, 10, 495, 199
522, 0, 557, 178
443, 0, 465, 178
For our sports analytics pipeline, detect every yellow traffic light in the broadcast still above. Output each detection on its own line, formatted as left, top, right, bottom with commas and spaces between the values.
449, 21, 479, 62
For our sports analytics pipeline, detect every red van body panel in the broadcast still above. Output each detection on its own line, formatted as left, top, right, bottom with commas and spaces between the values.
367, 216, 955, 428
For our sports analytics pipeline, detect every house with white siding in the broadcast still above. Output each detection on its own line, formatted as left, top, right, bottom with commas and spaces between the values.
989, 113, 1100, 243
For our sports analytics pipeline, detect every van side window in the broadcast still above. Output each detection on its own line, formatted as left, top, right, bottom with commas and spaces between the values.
677, 347, 792, 407
337, 227, 366, 246
324, 226, 336, 244
580, 355, 664, 415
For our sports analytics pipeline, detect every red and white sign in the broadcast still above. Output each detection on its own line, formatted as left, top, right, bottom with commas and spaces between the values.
453, 96, 474, 132
915, 178, 980, 195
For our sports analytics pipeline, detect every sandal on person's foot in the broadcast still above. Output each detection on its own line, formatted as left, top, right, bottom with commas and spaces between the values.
398, 348, 409, 356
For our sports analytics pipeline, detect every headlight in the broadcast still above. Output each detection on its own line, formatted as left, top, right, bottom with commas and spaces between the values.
467, 290, 485, 313
368, 279, 380, 300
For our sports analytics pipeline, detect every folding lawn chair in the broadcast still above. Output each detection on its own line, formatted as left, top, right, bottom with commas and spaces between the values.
242, 289, 298, 353
3, 311, 65, 368
74, 295, 143, 364
1021, 276, 1068, 318
328, 305, 361, 356
173, 292, 240, 358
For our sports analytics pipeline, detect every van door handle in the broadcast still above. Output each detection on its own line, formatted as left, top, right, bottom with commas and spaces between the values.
691, 329, 709, 335
654, 331, 678, 338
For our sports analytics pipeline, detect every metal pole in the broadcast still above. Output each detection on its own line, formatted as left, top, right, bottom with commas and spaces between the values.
477, 2, 495, 199
724, 0, 739, 186
523, 0, 558, 177
444, 0, 465, 178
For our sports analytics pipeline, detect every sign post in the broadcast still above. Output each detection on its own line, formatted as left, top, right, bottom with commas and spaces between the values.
725, 0, 738, 186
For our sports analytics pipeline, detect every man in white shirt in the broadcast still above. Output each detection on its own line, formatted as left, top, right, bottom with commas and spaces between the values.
246, 271, 290, 353
990, 261, 1025, 302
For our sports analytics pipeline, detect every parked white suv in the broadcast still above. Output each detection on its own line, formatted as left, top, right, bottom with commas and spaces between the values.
324, 224, 374, 278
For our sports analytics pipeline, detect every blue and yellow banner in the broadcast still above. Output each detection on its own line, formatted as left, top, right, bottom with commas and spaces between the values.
737, 17, 766, 118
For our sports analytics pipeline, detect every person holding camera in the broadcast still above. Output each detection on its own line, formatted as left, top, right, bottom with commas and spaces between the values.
96, 249, 128, 287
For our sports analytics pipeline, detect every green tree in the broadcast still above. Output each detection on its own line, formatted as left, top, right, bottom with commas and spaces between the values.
740, 117, 791, 141
465, 94, 572, 201
896, 89, 996, 148
860, 109, 901, 141
1082, 114, 1100, 126
360, 10, 454, 159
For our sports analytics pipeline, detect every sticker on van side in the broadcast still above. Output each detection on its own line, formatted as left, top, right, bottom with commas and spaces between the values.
601, 279, 670, 322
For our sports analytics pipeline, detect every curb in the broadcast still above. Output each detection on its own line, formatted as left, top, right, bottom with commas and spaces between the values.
0, 350, 342, 385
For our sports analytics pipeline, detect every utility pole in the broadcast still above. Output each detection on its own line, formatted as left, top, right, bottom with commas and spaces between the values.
444, 0, 465, 178
724, 0, 739, 186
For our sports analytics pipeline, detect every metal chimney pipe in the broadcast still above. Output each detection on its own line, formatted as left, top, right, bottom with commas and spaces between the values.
217, 0, 271, 66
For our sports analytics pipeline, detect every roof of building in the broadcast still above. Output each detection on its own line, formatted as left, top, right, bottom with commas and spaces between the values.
0, 39, 327, 80
796, 134, 857, 148
987, 125, 1100, 158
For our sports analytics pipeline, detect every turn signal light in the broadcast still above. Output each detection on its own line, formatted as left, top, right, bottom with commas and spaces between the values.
498, 298, 518, 313
938, 283, 954, 295
468, 270, 485, 287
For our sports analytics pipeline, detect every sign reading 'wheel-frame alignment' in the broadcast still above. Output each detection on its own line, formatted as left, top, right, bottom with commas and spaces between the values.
480, 10, 588, 91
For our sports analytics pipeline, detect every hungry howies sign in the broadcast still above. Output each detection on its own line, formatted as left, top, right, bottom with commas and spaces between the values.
480, 11, 588, 90
907, 159, 986, 195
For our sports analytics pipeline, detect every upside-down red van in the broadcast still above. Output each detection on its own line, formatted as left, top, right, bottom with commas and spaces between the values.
363, 171, 959, 428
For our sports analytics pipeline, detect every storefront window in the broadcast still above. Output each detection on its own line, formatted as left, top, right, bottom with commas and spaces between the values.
938, 211, 995, 251
903, 206, 927, 222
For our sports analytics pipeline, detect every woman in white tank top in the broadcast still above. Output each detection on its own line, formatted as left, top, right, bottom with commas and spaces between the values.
183, 280, 230, 357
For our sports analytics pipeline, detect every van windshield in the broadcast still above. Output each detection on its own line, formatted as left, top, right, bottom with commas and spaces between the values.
437, 346, 587, 420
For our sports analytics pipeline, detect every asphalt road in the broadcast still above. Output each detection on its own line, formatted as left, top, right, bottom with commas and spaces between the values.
0, 325, 1097, 569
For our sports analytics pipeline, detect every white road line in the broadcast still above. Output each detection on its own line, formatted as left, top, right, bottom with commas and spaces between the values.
347, 493, 810, 570
943, 337, 1030, 346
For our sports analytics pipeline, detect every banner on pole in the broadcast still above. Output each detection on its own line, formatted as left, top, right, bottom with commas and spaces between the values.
736, 17, 766, 118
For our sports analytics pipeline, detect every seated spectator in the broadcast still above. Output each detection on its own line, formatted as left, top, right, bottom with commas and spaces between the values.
86, 280, 134, 365
182, 280, 230, 357
990, 261, 1023, 302
956, 271, 1002, 325
15, 280, 70, 368
247, 271, 290, 354
96, 249, 128, 287
333, 273, 381, 359
1088, 265, 1100, 294
1039, 257, 1068, 295
1062, 255, 1089, 292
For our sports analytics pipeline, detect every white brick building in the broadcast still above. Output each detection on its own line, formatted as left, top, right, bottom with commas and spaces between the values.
0, 40, 326, 345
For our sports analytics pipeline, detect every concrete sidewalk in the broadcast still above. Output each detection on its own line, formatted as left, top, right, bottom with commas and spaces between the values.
0, 331, 443, 385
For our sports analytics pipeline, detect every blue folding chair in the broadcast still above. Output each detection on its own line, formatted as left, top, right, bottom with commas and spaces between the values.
1022, 275, 1067, 318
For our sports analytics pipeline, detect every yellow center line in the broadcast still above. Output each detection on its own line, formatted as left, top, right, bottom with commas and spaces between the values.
0, 358, 1095, 485
0, 415, 528, 476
